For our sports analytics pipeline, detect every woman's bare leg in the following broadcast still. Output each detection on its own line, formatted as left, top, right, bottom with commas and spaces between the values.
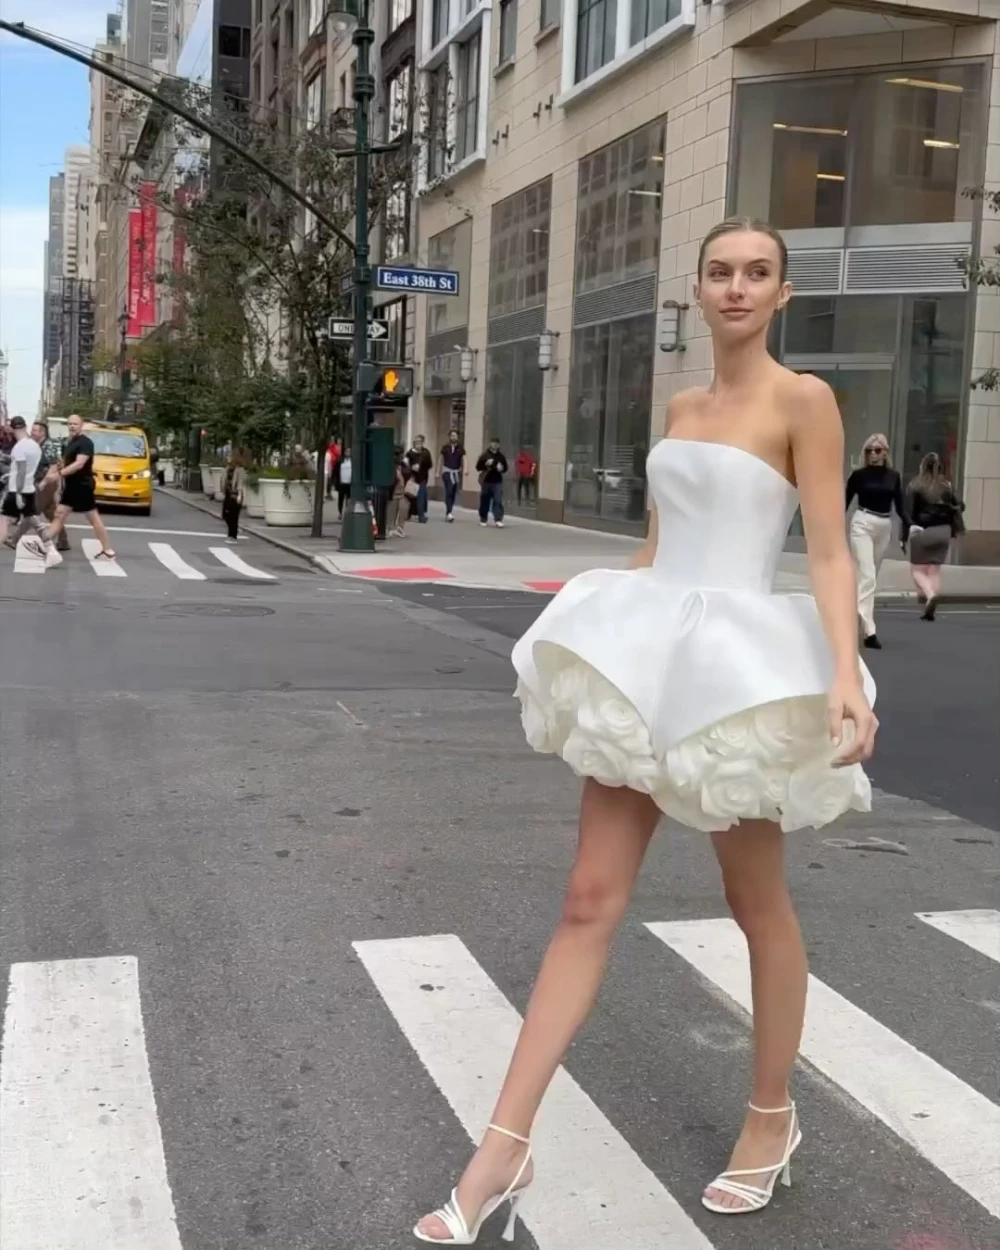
416, 780, 659, 1240
703, 818, 806, 1210
911, 563, 934, 600
85, 509, 114, 554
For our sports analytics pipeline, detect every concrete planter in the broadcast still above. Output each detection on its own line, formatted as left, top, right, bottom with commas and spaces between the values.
244, 479, 265, 519
200, 464, 223, 499
162, 459, 176, 485
260, 478, 312, 526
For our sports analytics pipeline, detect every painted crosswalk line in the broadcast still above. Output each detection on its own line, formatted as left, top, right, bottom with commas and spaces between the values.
0, 956, 182, 1250
916, 909, 1000, 964
355, 933, 716, 1250
82, 536, 127, 576
646, 917, 1000, 1219
209, 546, 275, 580
12, 536, 45, 575
149, 542, 206, 580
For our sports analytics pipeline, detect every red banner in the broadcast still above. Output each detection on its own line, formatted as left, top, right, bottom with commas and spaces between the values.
127, 208, 144, 338
137, 181, 157, 329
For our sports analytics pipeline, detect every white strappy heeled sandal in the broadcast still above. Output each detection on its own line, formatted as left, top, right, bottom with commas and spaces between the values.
413, 1123, 532, 1244
701, 1100, 801, 1215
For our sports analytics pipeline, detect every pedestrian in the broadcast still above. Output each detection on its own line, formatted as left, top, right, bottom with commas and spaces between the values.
1, 417, 60, 566
326, 436, 343, 500
845, 433, 906, 650
514, 447, 537, 505
405, 434, 434, 523
386, 447, 409, 538
904, 452, 965, 621
475, 437, 508, 528
45, 413, 117, 563
32, 420, 70, 551
413, 218, 878, 1243
336, 446, 352, 519
438, 429, 465, 521
220, 452, 246, 544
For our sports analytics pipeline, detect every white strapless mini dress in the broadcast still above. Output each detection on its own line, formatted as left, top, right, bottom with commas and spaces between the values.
513, 440, 875, 833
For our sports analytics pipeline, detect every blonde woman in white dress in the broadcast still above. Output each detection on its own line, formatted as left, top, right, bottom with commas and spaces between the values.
413, 218, 878, 1243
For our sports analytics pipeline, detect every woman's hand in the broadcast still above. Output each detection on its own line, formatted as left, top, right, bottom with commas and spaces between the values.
828, 677, 878, 766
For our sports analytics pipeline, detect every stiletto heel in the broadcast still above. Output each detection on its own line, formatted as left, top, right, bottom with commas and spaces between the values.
500, 1192, 523, 1242
701, 1100, 801, 1215
413, 1124, 532, 1244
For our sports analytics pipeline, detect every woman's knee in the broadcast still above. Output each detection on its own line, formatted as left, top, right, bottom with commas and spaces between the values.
723, 875, 794, 936
560, 872, 630, 933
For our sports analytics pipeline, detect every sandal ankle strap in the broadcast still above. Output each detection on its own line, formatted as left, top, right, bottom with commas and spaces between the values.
747, 1100, 795, 1114
487, 1122, 530, 1145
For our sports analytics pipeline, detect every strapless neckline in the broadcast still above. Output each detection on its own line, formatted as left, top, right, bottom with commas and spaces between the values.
659, 438, 796, 491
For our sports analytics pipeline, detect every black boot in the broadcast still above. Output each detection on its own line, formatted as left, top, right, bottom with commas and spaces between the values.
863, 634, 883, 650
921, 597, 938, 621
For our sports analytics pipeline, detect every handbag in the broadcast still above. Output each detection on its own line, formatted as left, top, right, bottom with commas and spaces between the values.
403, 478, 419, 500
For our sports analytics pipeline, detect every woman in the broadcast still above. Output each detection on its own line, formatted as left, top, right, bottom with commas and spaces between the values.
220, 452, 246, 544
845, 433, 906, 650
335, 446, 352, 520
386, 448, 410, 538
906, 452, 964, 620
413, 219, 878, 1243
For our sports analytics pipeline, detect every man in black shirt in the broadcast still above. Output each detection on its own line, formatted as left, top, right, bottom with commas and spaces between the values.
475, 437, 508, 528
45, 413, 117, 562
404, 434, 434, 523
438, 429, 465, 522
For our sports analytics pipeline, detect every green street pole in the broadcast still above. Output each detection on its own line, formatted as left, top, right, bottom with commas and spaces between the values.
339, 0, 376, 553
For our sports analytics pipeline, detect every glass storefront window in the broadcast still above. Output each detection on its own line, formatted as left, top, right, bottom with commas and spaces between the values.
575, 120, 665, 294
426, 219, 472, 339
488, 178, 552, 320
782, 295, 899, 356
733, 64, 985, 231
900, 295, 966, 481
485, 340, 544, 491
850, 65, 982, 227
733, 78, 852, 230
565, 313, 655, 525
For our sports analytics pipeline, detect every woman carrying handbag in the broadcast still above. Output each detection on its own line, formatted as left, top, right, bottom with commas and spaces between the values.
904, 452, 964, 621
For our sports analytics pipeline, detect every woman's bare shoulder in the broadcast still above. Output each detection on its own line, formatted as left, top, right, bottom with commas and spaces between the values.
663, 386, 709, 433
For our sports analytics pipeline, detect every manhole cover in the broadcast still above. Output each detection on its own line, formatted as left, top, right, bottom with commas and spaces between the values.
160, 603, 275, 618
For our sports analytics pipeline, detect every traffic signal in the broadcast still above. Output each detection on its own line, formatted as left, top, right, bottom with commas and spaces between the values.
373, 365, 414, 398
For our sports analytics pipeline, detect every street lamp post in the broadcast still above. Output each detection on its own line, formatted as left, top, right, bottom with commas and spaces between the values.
334, 0, 376, 554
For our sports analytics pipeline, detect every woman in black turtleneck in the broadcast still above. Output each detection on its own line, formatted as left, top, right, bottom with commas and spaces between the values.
845, 434, 907, 650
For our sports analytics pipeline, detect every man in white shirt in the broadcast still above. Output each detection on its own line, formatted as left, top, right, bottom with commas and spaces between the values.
1, 416, 60, 565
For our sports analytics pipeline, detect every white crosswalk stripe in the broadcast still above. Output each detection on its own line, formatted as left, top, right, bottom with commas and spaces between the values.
148, 542, 206, 580
355, 933, 716, 1250
0, 957, 182, 1250
646, 917, 1000, 1219
916, 909, 1000, 964
3, 911, 996, 1248
82, 537, 127, 576
209, 546, 276, 580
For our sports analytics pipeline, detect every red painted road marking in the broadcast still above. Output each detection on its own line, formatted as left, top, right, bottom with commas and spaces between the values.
524, 580, 565, 592
350, 566, 454, 580
896, 1232, 977, 1250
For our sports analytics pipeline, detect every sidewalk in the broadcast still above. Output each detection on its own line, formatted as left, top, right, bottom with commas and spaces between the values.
161, 486, 1000, 599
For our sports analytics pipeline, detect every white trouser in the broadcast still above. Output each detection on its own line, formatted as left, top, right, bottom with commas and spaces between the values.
850, 509, 892, 637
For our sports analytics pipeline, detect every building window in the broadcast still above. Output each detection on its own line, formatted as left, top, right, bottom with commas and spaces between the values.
387, 63, 412, 140
630, 0, 680, 45
454, 33, 481, 162
498, 0, 517, 64
575, 119, 664, 294
384, 181, 410, 259
424, 220, 473, 397
432, 0, 449, 47
732, 64, 984, 232
488, 177, 551, 319
219, 25, 243, 58
308, 0, 324, 37
305, 72, 324, 128
540, 0, 560, 28
426, 63, 450, 181
576, 0, 616, 83
389, 0, 413, 32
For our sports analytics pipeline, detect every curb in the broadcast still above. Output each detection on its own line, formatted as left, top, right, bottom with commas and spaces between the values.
155, 487, 326, 571
158, 490, 1000, 603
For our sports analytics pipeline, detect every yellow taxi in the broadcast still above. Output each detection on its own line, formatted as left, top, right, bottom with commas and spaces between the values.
84, 422, 153, 515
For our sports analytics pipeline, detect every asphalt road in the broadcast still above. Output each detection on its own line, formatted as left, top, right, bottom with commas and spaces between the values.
1, 509, 997, 1250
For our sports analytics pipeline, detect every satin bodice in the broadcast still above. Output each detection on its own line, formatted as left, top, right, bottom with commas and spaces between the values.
648, 439, 798, 594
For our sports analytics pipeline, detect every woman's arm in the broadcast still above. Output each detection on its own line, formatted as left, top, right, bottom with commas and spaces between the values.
845, 469, 859, 509
790, 376, 876, 764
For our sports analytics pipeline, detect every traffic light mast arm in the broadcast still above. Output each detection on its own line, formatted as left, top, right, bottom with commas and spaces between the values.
0, 19, 357, 257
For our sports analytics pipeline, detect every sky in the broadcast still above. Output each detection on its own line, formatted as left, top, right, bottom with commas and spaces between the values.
0, 2, 110, 417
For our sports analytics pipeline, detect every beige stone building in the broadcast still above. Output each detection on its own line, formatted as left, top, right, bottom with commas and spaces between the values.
407, 0, 1000, 560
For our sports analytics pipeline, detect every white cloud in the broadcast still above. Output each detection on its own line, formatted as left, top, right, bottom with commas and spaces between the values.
0, 206, 49, 416
0, 1, 112, 53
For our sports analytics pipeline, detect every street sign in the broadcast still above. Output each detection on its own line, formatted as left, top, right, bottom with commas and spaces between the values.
375, 265, 460, 296
328, 316, 392, 342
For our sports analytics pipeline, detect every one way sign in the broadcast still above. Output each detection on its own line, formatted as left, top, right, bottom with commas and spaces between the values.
328, 317, 390, 342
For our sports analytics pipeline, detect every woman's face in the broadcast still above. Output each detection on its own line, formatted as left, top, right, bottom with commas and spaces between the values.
694, 231, 791, 343
865, 441, 888, 466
